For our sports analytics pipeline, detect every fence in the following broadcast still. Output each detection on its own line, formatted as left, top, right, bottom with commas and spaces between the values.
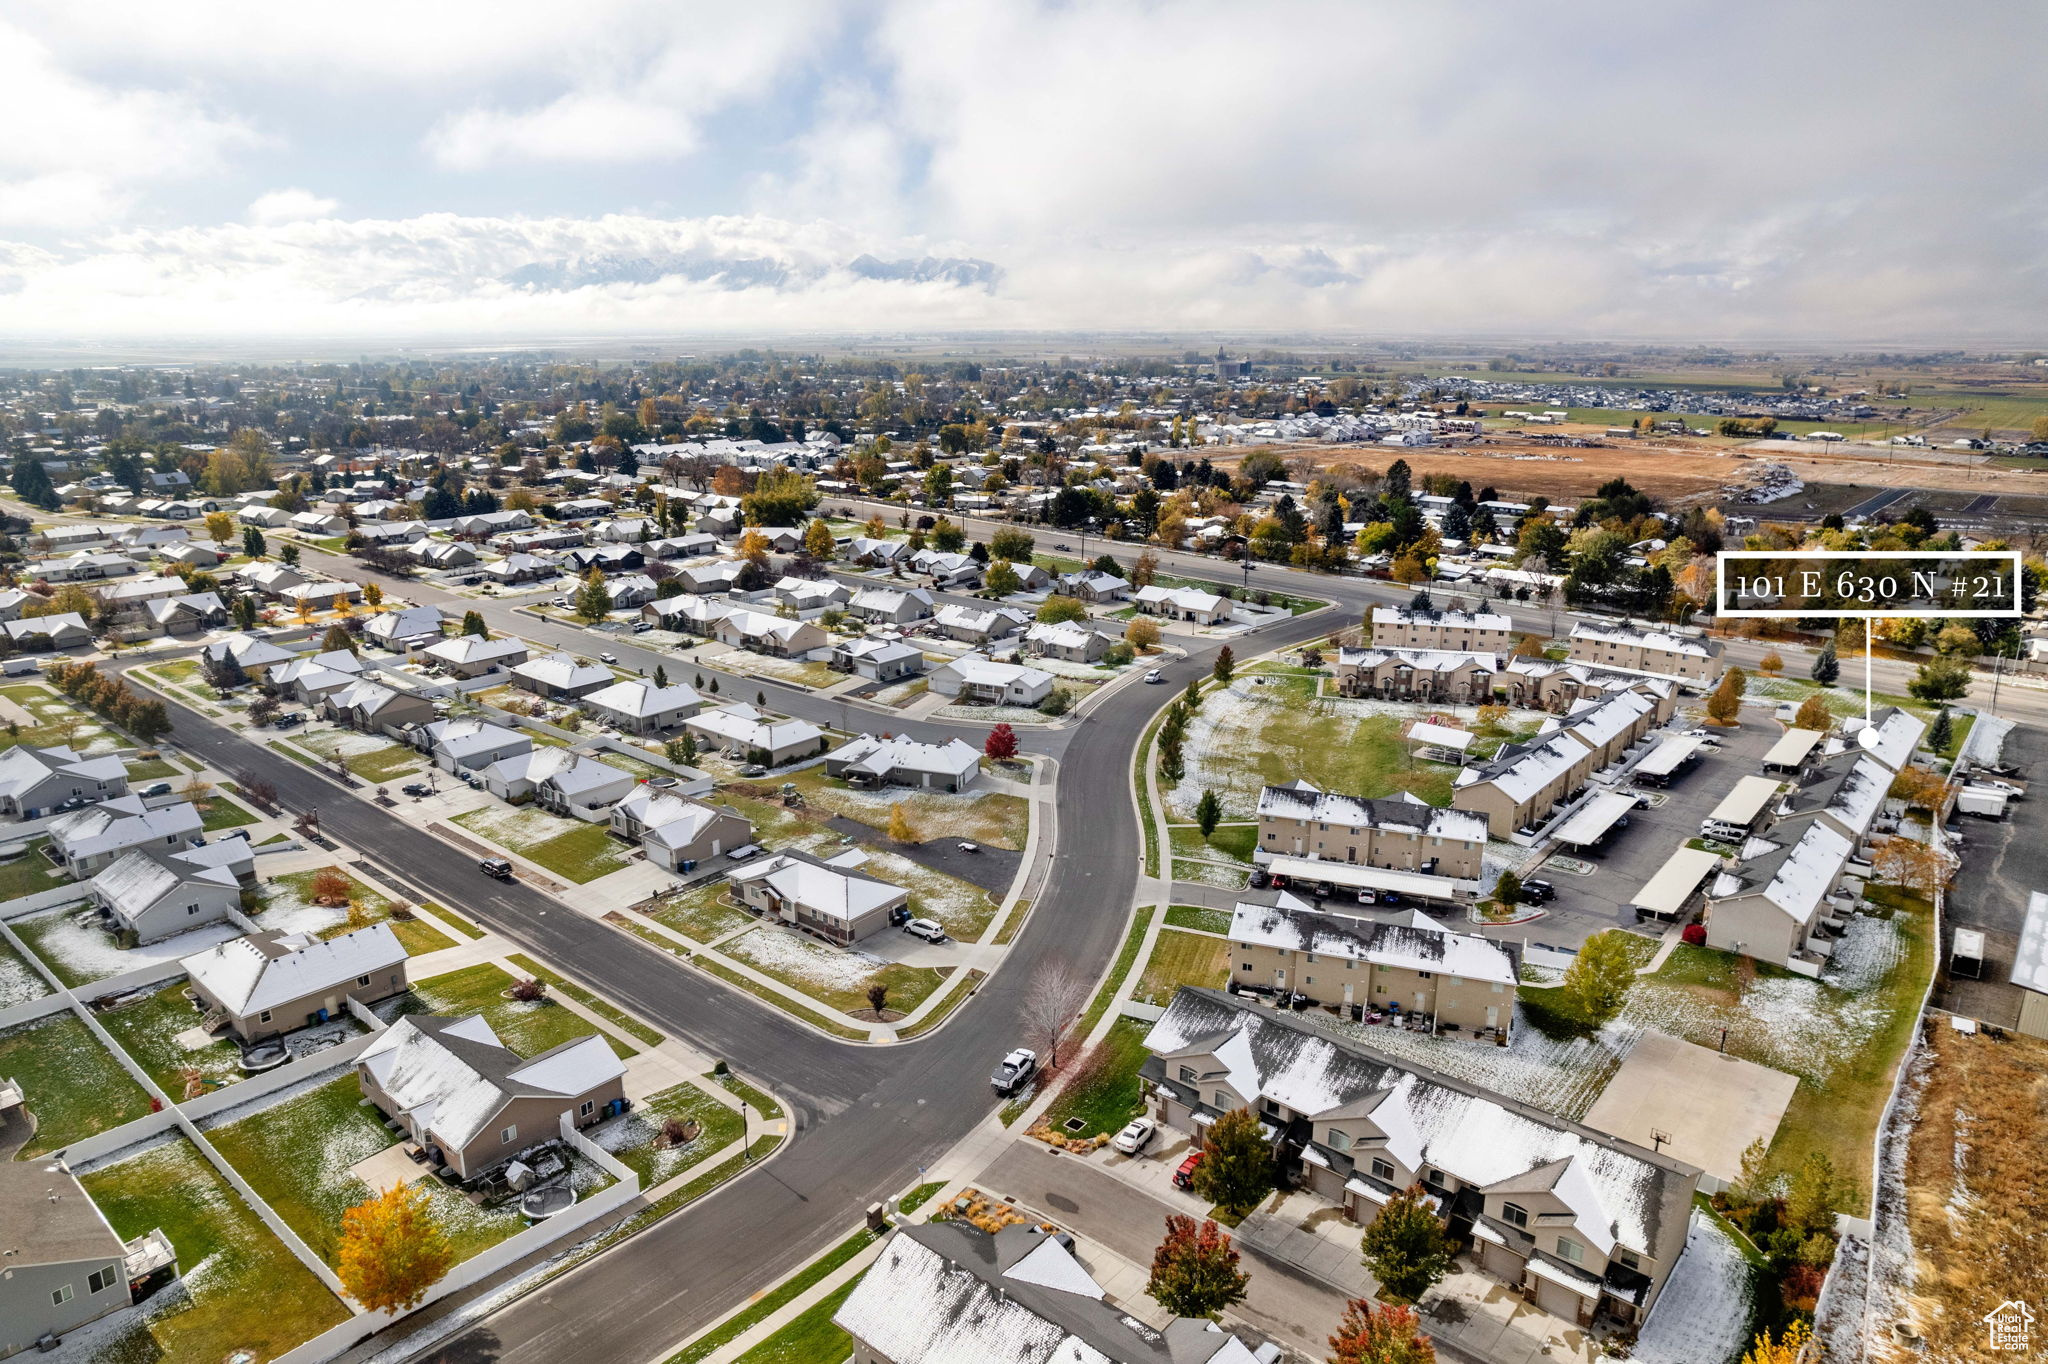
0, 884, 93, 920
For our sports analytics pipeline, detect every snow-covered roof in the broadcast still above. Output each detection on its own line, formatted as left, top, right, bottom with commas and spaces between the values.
936, 655, 1054, 689
1256, 781, 1485, 842
2013, 892, 2048, 995
1372, 605, 1511, 631
1781, 752, 1890, 842
1134, 584, 1224, 612
1562, 687, 1655, 749
182, 924, 404, 1015
90, 846, 238, 916
729, 853, 904, 924
53, 797, 203, 859
424, 635, 529, 666
1552, 791, 1639, 847
584, 678, 701, 718
615, 789, 738, 851
1229, 901, 1515, 985
512, 651, 612, 692
934, 603, 1030, 635
1337, 646, 1498, 675
426, 718, 530, 759
358, 1014, 623, 1154
1711, 811, 1854, 922
686, 703, 822, 752
0, 744, 126, 803
830, 734, 981, 783
1837, 706, 1926, 773
1568, 621, 1718, 660
1462, 733, 1589, 803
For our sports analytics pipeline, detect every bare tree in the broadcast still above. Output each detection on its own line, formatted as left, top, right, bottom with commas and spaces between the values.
1020, 960, 1092, 1069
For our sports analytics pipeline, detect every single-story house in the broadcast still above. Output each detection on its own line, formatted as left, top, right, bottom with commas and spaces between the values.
1134, 584, 1232, 625
50, 797, 205, 880
582, 679, 702, 733
364, 605, 447, 651
1023, 621, 1112, 663
483, 552, 557, 584
142, 591, 227, 636
772, 576, 851, 611
933, 603, 1032, 643
642, 595, 733, 635
1057, 570, 1129, 603
847, 587, 935, 625
609, 790, 753, 871
323, 679, 437, 737
683, 704, 826, 766
928, 654, 1056, 707
511, 652, 614, 700
3, 613, 92, 651
89, 846, 243, 943
420, 718, 532, 773
711, 610, 828, 657
356, 1014, 626, 1181
410, 539, 478, 571
182, 924, 407, 1043
482, 749, 635, 820
729, 853, 908, 945
829, 637, 925, 683
825, 734, 981, 791
422, 634, 530, 678
201, 632, 294, 676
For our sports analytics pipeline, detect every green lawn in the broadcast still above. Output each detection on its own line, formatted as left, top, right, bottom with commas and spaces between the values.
452, 805, 635, 883
0, 1010, 154, 1156
411, 962, 626, 1060
1164, 904, 1233, 935
81, 1136, 350, 1363
1168, 823, 1258, 865
597, 1082, 744, 1186
668, 1228, 882, 1364
507, 952, 662, 1049
419, 900, 487, 939
1168, 669, 1457, 820
712, 1071, 785, 1120
899, 1181, 944, 1215
0, 837, 73, 899
723, 928, 952, 1019
1133, 929, 1231, 1005
732, 1280, 862, 1364
97, 977, 247, 1096
259, 866, 453, 955
205, 1075, 543, 1265
1076, 906, 1155, 1039
1041, 1017, 1152, 1138
293, 729, 425, 784
780, 765, 1032, 851
125, 755, 180, 781
197, 793, 260, 831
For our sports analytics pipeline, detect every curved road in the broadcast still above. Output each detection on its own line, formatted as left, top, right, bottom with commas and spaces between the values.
141, 545, 1336, 1364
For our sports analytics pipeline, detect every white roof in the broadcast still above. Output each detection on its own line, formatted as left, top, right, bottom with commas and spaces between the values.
1839, 706, 1927, 773
1568, 621, 1716, 660
730, 854, 903, 924
937, 655, 1054, 690
1715, 816, 1854, 921
0, 745, 126, 802
687, 703, 823, 752
1563, 688, 1655, 749
615, 789, 733, 850
1263, 854, 1478, 898
830, 734, 980, 782
1707, 776, 1782, 827
1373, 605, 1511, 631
1468, 733, 1588, 803
2013, 892, 2048, 995
1627, 846, 1725, 916
182, 924, 404, 1015
424, 635, 528, 666
1409, 721, 1474, 752
513, 652, 612, 691
428, 718, 530, 759
1229, 901, 1515, 985
1255, 782, 1486, 843
584, 678, 701, 718
1552, 791, 1639, 847
91, 846, 237, 915
1762, 728, 1825, 768
53, 797, 202, 859
1634, 734, 1704, 777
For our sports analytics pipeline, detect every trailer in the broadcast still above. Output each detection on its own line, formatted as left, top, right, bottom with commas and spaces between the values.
1951, 927, 1986, 981
1957, 786, 2010, 820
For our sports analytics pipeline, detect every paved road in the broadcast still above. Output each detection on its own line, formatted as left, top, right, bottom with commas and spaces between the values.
134, 596, 1334, 1363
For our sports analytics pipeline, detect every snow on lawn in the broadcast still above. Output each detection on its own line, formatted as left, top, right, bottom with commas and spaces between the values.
1311, 1006, 1635, 1122
860, 848, 997, 935
934, 701, 1049, 724
1018, 656, 1119, 682
454, 802, 583, 848
726, 928, 886, 992
0, 942, 49, 1007
251, 880, 349, 937
299, 729, 402, 759
18, 907, 240, 987
1633, 1212, 1756, 1364
697, 648, 838, 688
1172, 859, 1249, 890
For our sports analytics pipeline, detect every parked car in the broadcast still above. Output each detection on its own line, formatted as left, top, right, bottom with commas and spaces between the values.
957, 841, 980, 854
632, 622, 653, 633
274, 712, 305, 728
991, 1048, 1037, 1095
478, 857, 514, 880
726, 843, 764, 862
1111, 1117, 1157, 1154
1172, 1150, 1205, 1189
1144, 669, 1164, 684
401, 782, 432, 797
1520, 878, 1556, 902
903, 917, 949, 944
1976, 779, 2025, 800
1248, 867, 1271, 889
137, 781, 173, 798
553, 597, 569, 607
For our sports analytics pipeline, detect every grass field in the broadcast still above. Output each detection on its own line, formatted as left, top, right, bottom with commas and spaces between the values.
0, 933, 49, 1008
97, 976, 247, 1094
1168, 823, 1258, 865
648, 883, 755, 944
291, 727, 426, 784
781, 765, 1031, 851
81, 1136, 350, 1363
1166, 670, 1456, 820
411, 961, 626, 1059
452, 804, 634, 883
1133, 929, 1231, 1006
1164, 904, 1233, 935
196, 792, 260, 832
723, 928, 950, 1019
593, 1081, 744, 1186
258, 866, 454, 955
1041, 1017, 1152, 1138
1076, 905, 1155, 1040
0, 1010, 154, 1156
0, 836, 71, 899
732, 1281, 861, 1364
506, 952, 662, 1048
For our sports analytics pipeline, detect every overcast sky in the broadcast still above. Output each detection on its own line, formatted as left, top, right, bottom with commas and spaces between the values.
2, 0, 2042, 345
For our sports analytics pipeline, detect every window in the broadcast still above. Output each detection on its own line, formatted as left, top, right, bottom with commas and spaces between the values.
1418, 971, 1433, 980
1370, 1158, 1395, 1182
186, 904, 200, 915
259, 1010, 272, 1023
1305, 954, 1316, 964
357, 974, 371, 987
1240, 963, 1253, 972
1501, 1202, 1528, 1228
52, 1284, 74, 1306
88, 1264, 118, 1294
1178, 1066, 1197, 1084
1213, 1092, 1231, 1109
1326, 1129, 1351, 1151
579, 1100, 594, 1117
1426, 1168, 1446, 1187
1617, 1248, 1640, 1270
1305, 976, 1314, 986
500, 1124, 518, 1145
1558, 1237, 1584, 1264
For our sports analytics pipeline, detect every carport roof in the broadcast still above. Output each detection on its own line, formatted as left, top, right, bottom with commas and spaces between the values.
2012, 891, 2048, 995
1552, 791, 1638, 847
1263, 855, 1477, 899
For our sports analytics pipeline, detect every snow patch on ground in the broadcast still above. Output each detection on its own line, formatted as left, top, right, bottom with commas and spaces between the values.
1173, 859, 1250, 890
301, 729, 402, 759
1310, 1005, 1635, 1122
726, 928, 885, 991
0, 944, 49, 1007
933, 701, 1049, 724
252, 880, 350, 937
1633, 1212, 1756, 1364
18, 907, 239, 986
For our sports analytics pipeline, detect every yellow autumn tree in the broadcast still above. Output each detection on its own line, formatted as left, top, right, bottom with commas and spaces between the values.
338, 1182, 454, 1314
886, 802, 916, 843
1741, 1320, 1809, 1364
802, 517, 836, 559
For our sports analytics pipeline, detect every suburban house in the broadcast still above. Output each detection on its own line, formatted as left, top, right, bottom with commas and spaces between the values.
419, 718, 532, 773
683, 704, 826, 766
605, 573, 660, 608
201, 633, 294, 677
711, 609, 827, 657
410, 540, 478, 571
27, 550, 134, 582
511, 652, 614, 700
1228, 896, 1518, 1034
276, 581, 362, 614
1056, 570, 1130, 603
825, 734, 981, 791
846, 586, 935, 625
582, 678, 703, 733
482, 750, 636, 820
322, 679, 436, 737
3, 613, 92, 651
237, 563, 310, 599
268, 650, 365, 704
141, 591, 228, 636
0, 1163, 177, 1359
845, 536, 912, 568
908, 549, 979, 586
772, 576, 850, 611
833, 1221, 1263, 1364
355, 1014, 627, 1182
609, 790, 753, 871
363, 605, 447, 651
1566, 623, 1723, 686
672, 559, 744, 594
49, 798, 205, 880
729, 852, 908, 945
0, 744, 129, 817
1257, 782, 1487, 878
1703, 810, 1861, 968
1333, 647, 1498, 703
932, 603, 1029, 643
829, 637, 925, 683
1371, 605, 1514, 653
181, 924, 407, 1042
1133, 584, 1232, 624
642, 595, 733, 635
422, 634, 530, 678
1142, 989, 1698, 1330
928, 654, 1055, 707
482, 552, 556, 584
1022, 620, 1111, 663
88, 846, 244, 943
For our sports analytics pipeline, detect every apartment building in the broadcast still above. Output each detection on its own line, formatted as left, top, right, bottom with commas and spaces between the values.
1566, 623, 1723, 686
1256, 781, 1486, 878
1331, 647, 1498, 703
1370, 605, 1513, 653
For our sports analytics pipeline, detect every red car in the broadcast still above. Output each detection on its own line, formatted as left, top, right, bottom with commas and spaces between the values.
1173, 1150, 1205, 1189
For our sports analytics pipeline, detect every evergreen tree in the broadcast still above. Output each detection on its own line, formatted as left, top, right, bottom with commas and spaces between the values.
1811, 638, 1839, 686
1196, 789, 1222, 838
462, 610, 488, 639
242, 526, 267, 558
1212, 646, 1235, 684
11, 457, 58, 511
1494, 870, 1521, 907
654, 665, 669, 689
1928, 705, 1953, 754
1359, 1185, 1453, 1305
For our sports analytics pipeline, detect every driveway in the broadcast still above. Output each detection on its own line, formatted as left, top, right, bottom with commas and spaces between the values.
1935, 718, 2046, 1025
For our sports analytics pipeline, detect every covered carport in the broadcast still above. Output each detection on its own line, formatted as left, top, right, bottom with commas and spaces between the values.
1627, 844, 1724, 922
1632, 734, 1704, 787
1761, 727, 1825, 775
1703, 775, 1782, 837
1262, 854, 1476, 907
1551, 790, 1639, 854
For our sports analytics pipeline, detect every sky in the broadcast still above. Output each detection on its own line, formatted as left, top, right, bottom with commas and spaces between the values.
1, 0, 2043, 346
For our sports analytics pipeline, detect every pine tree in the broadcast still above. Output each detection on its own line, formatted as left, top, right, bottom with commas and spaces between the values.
1190, 1107, 1272, 1216
1212, 646, 1235, 684
1183, 675, 1203, 709
1196, 789, 1222, 838
11, 456, 58, 511
1145, 1215, 1250, 1319
1328, 1298, 1436, 1364
462, 611, 488, 639
1359, 1185, 1453, 1304
654, 665, 669, 689
337, 1182, 455, 1314
1928, 705, 1953, 755
1494, 870, 1521, 907
242, 526, 267, 558
1811, 638, 1839, 686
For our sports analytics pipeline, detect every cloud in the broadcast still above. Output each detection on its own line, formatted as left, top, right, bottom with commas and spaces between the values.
247, 188, 340, 226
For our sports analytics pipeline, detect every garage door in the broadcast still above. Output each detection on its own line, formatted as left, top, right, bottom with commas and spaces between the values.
1480, 1240, 1524, 1283
1534, 1271, 1589, 1323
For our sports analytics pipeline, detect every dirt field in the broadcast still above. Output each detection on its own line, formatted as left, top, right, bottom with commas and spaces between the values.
1218, 436, 1749, 502
1880, 1024, 2048, 1361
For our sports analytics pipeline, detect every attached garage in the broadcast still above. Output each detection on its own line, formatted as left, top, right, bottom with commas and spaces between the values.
1473, 1223, 1526, 1283
1302, 1148, 1346, 1203
1528, 1257, 1601, 1326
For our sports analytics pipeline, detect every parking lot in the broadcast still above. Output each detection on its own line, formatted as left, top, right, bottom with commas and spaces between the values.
1511, 713, 1781, 949
1936, 719, 2044, 1026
